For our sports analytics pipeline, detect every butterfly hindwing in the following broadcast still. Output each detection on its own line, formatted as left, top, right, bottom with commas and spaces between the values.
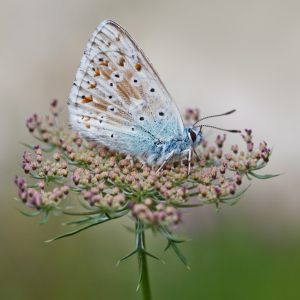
68, 19, 184, 157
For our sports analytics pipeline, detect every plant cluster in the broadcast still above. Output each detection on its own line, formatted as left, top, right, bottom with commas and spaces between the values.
14, 100, 279, 284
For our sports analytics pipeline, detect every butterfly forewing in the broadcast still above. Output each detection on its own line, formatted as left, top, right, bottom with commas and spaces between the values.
68, 19, 184, 157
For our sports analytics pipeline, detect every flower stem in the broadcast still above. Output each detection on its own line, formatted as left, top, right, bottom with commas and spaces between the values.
136, 223, 151, 300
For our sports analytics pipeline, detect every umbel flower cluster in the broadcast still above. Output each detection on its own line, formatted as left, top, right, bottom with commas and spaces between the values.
15, 100, 278, 274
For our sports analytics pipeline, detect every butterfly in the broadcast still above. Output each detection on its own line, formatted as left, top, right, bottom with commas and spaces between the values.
68, 19, 240, 174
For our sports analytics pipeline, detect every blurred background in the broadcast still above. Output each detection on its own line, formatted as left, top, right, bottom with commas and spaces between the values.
1, 0, 299, 299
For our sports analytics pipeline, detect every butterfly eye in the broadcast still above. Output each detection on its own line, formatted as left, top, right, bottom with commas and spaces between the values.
188, 129, 197, 143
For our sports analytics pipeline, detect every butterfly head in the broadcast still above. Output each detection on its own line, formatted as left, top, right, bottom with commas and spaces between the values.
187, 127, 203, 146
185, 110, 241, 148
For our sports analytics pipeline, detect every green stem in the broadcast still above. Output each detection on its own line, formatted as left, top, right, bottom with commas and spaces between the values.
136, 223, 151, 300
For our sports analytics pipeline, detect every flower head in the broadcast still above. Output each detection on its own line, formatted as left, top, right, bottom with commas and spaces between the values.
14, 99, 278, 273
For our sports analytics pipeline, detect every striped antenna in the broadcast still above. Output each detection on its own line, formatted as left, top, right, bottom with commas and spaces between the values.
193, 109, 236, 127
195, 124, 241, 133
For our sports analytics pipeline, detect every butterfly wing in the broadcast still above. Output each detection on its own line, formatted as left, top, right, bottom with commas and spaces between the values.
68, 19, 184, 159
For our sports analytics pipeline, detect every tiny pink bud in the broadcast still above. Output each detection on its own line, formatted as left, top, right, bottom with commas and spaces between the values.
156, 203, 164, 211
144, 198, 152, 206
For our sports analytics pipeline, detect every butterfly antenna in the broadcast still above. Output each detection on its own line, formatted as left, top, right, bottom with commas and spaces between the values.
195, 124, 241, 133
192, 110, 236, 127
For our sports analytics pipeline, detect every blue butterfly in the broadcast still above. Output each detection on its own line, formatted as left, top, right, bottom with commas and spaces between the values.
68, 20, 240, 174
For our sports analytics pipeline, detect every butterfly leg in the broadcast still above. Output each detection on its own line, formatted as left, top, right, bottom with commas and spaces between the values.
193, 148, 201, 161
187, 148, 192, 175
179, 148, 192, 175
157, 150, 175, 173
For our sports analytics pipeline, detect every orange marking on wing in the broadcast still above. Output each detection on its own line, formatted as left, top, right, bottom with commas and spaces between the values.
118, 57, 125, 67
84, 118, 90, 122
82, 95, 93, 103
100, 60, 109, 66
94, 68, 100, 76
89, 83, 96, 89
85, 125, 90, 129
135, 63, 141, 71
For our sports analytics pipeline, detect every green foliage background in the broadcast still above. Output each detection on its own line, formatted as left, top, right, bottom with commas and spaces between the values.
2, 207, 300, 299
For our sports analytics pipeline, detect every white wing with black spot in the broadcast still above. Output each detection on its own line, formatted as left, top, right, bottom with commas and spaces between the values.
68, 19, 184, 157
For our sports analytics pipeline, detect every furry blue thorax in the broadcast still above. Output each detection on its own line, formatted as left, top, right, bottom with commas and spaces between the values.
144, 125, 204, 166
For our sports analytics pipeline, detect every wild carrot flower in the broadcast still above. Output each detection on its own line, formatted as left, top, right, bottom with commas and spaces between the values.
14, 101, 280, 285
